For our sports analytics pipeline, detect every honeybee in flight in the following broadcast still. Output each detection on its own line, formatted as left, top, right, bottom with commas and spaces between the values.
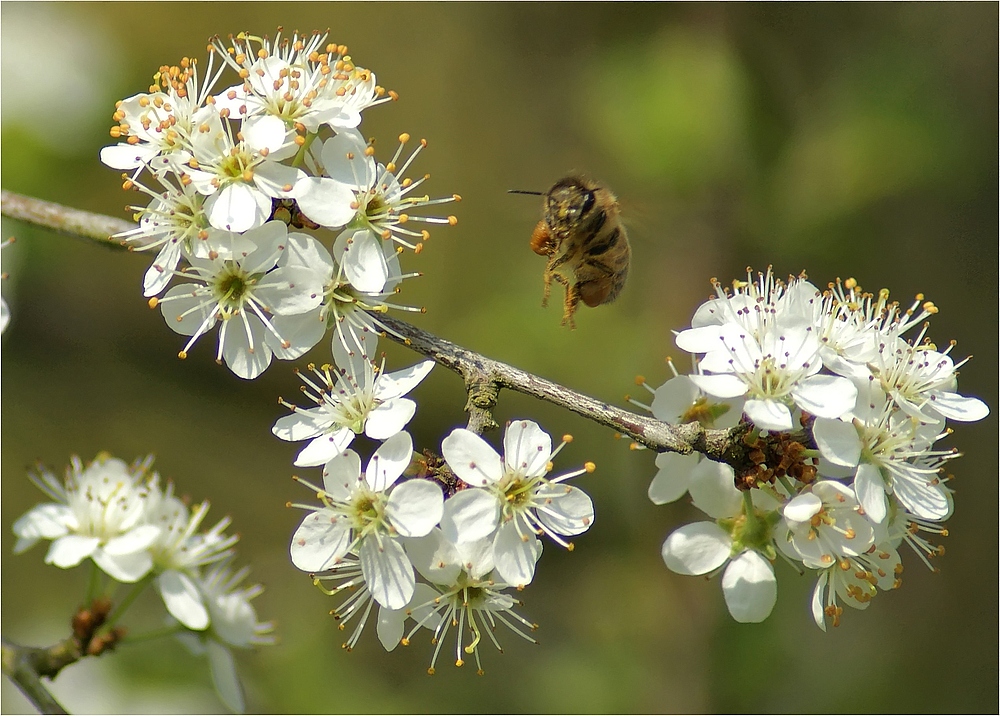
511, 176, 631, 328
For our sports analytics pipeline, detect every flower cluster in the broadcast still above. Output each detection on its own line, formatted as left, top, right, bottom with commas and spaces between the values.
287, 419, 596, 674
640, 269, 988, 628
100, 30, 458, 378
12, 454, 272, 712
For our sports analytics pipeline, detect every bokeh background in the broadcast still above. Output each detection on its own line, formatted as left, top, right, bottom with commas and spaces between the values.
2, 3, 996, 713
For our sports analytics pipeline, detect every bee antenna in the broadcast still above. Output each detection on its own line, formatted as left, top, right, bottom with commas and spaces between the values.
508, 189, 544, 196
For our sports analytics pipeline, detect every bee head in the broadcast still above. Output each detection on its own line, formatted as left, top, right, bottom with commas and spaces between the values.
545, 177, 596, 230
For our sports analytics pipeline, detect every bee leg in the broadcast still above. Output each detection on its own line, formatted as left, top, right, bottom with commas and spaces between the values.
542, 268, 554, 308
541, 255, 564, 308
561, 281, 581, 329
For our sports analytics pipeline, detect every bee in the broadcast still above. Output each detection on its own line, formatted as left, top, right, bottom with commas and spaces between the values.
512, 176, 631, 328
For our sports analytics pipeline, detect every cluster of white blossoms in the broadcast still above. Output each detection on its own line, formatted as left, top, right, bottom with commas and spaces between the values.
634, 269, 988, 628
12, 454, 272, 712
287, 419, 596, 674
100, 30, 458, 379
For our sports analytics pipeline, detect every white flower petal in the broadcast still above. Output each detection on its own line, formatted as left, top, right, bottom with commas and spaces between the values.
360, 536, 414, 610
792, 375, 858, 420
242, 114, 289, 154
292, 177, 357, 228
661, 522, 731, 576
812, 418, 862, 467
534, 484, 595, 536
322, 450, 363, 501
254, 266, 324, 316
289, 511, 351, 572
440, 488, 500, 544
45, 534, 99, 568
503, 420, 552, 477
221, 315, 272, 380
12, 504, 73, 551
650, 376, 701, 423
441, 429, 503, 486
91, 548, 154, 583
404, 529, 462, 584
205, 183, 268, 233
674, 325, 726, 353
493, 520, 540, 587
293, 429, 355, 468
206, 640, 245, 714
342, 230, 389, 293
158, 570, 209, 630
783, 493, 823, 523
374, 360, 435, 401
387, 479, 444, 538
376, 605, 407, 652
688, 459, 742, 519
722, 551, 777, 623
647, 452, 697, 505
102, 524, 160, 555
927, 391, 990, 422
690, 373, 748, 399
811, 572, 830, 632
744, 398, 793, 431
366, 431, 413, 492
364, 399, 416, 441
891, 465, 952, 521
855, 463, 888, 524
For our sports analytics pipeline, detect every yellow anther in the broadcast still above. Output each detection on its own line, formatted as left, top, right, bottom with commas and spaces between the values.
147, 297, 159, 309
398, 132, 410, 144
562, 434, 573, 443
584, 461, 596, 473
447, 216, 458, 225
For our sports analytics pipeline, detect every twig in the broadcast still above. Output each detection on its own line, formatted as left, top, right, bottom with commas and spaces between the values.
0, 189, 752, 465
376, 313, 743, 460
1, 639, 69, 715
0, 598, 127, 715
0, 190, 132, 250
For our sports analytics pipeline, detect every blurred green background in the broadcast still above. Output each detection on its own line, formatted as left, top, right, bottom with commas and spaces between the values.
2, 3, 996, 713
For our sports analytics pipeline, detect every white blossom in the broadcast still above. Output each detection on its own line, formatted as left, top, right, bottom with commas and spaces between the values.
12, 455, 159, 583
293, 129, 458, 251
813, 393, 956, 524
777, 480, 875, 568
273, 353, 434, 467
145, 476, 238, 631
660, 481, 785, 625
439, 420, 595, 587
213, 31, 394, 134
153, 221, 324, 379
288, 432, 443, 609
177, 562, 274, 713
402, 528, 537, 675
810, 544, 901, 631
100, 55, 227, 173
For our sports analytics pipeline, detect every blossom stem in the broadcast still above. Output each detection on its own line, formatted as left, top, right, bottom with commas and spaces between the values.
85, 562, 102, 605
118, 624, 183, 645
741, 490, 759, 531
778, 475, 796, 495
103, 576, 151, 629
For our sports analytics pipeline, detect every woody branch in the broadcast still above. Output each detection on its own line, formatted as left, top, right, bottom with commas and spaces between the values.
0, 190, 752, 465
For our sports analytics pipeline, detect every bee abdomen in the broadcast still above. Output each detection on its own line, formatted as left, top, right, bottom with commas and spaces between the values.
583, 224, 623, 257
